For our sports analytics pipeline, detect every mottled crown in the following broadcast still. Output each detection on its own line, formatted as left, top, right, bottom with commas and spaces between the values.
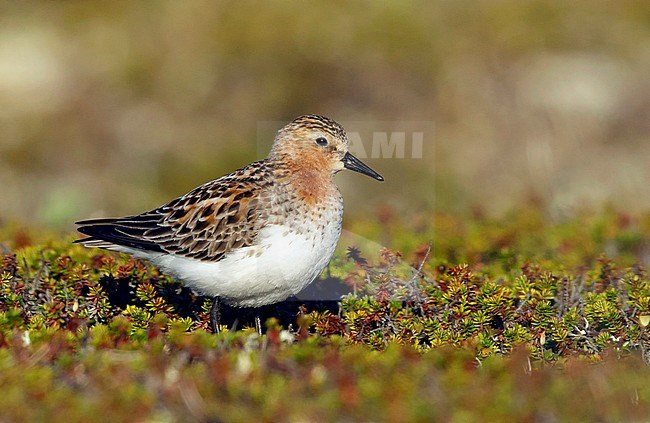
283, 115, 347, 140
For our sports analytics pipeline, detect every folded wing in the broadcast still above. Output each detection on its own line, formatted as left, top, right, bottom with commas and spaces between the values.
75, 161, 271, 262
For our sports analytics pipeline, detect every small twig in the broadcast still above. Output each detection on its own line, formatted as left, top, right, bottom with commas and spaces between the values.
22, 257, 30, 287
30, 251, 48, 295
416, 242, 432, 276
64, 280, 69, 313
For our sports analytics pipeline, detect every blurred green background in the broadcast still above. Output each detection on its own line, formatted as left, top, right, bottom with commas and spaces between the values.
1, 1, 649, 228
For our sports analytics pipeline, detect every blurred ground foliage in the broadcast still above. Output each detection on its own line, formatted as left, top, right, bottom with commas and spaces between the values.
1, 207, 650, 421
1, 1, 649, 225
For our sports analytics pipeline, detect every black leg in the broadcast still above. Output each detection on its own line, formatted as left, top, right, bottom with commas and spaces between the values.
210, 296, 221, 334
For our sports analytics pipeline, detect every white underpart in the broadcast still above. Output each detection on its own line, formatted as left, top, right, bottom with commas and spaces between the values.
110, 221, 341, 307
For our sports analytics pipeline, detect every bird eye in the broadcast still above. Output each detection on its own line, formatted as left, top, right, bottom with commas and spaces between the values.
315, 137, 328, 146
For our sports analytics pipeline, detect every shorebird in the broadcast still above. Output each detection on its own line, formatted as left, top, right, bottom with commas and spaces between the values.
75, 115, 383, 333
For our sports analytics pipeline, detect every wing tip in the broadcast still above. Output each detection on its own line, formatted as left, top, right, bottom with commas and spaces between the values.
74, 217, 165, 254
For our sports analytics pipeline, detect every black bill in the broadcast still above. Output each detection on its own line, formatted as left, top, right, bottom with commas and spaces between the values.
342, 152, 384, 181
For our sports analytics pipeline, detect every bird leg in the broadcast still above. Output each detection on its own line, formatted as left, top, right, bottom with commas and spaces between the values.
210, 296, 222, 334
254, 314, 262, 336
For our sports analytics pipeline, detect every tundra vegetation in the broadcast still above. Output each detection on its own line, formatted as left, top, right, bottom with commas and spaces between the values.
1, 207, 649, 422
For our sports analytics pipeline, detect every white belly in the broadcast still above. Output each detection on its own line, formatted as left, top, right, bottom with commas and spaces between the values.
147, 221, 342, 307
